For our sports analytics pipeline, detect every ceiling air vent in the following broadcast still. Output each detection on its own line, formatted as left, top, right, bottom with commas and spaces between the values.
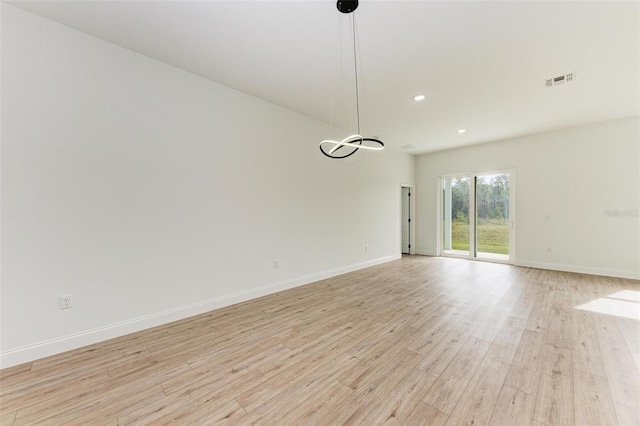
545, 71, 576, 87
401, 144, 416, 150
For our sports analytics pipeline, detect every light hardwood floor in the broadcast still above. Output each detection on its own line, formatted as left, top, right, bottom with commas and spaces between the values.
1, 256, 639, 425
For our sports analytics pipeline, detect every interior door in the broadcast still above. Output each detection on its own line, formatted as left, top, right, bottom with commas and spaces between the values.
401, 187, 411, 254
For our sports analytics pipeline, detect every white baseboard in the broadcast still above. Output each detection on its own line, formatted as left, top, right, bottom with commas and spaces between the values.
0, 254, 400, 369
515, 260, 640, 280
415, 250, 437, 256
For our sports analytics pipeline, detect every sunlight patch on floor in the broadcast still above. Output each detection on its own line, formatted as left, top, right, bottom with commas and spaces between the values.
575, 290, 640, 321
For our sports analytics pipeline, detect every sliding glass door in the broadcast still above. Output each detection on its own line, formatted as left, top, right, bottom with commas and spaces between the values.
441, 171, 514, 263
475, 173, 510, 261
442, 177, 471, 256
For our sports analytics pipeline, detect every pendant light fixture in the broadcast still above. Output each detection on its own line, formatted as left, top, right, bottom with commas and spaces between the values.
319, 0, 384, 159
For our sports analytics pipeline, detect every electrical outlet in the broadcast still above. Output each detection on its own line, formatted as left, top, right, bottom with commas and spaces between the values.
60, 294, 73, 309
546, 246, 552, 253
365, 245, 369, 252
273, 260, 279, 269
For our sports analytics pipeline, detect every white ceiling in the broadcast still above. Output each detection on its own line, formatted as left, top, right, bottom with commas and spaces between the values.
9, 0, 640, 154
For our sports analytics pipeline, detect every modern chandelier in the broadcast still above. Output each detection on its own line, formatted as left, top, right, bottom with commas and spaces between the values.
319, 0, 384, 159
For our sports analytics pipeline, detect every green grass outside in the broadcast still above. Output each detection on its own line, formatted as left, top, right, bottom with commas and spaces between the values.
451, 219, 509, 254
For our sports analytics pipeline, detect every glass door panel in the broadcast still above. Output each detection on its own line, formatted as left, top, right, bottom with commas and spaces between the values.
442, 176, 471, 256
475, 173, 510, 261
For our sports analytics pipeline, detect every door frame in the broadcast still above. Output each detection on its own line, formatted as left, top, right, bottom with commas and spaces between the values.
400, 183, 415, 255
436, 169, 515, 264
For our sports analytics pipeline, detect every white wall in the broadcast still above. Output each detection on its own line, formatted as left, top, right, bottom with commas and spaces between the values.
0, 5, 415, 368
416, 116, 640, 279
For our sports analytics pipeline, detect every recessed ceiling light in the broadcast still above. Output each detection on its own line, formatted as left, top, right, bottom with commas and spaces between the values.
413, 95, 426, 101
457, 129, 467, 134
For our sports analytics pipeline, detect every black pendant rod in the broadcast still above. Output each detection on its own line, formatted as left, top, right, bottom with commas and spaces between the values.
352, 13, 361, 136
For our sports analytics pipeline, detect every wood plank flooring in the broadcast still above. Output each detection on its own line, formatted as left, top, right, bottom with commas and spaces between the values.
1, 256, 639, 425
